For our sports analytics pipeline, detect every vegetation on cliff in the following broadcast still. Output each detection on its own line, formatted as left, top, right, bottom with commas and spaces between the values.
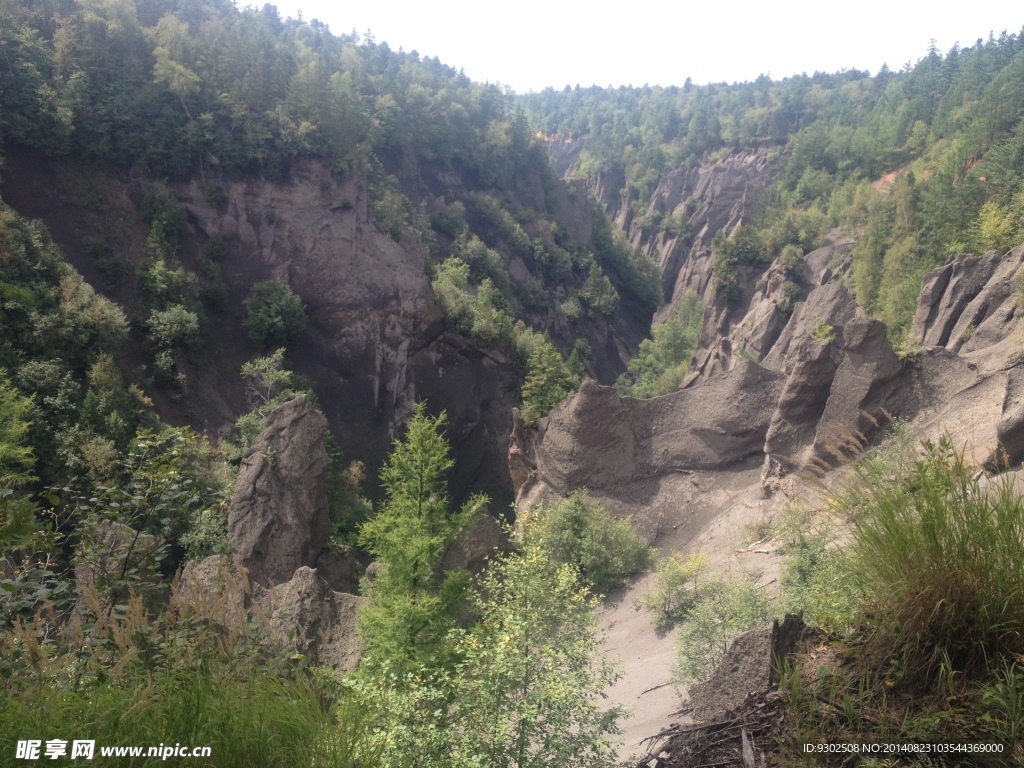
774, 433, 1024, 763
0, 0, 659, 415
524, 31, 1024, 346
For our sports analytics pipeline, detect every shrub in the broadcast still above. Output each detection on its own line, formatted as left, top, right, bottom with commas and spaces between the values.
674, 572, 774, 682
0, 586, 374, 768
355, 544, 622, 768
810, 319, 836, 342
244, 280, 306, 347
616, 290, 702, 398
642, 551, 709, 629
520, 340, 576, 426
518, 490, 651, 594
846, 436, 1024, 687
146, 304, 201, 350
781, 527, 856, 636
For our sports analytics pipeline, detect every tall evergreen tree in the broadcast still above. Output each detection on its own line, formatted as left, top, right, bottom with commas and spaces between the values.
358, 403, 487, 671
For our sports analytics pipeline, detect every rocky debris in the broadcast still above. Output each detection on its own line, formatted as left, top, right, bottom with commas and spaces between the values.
227, 395, 331, 587
75, 521, 165, 615
689, 629, 774, 723
257, 566, 367, 671
635, 616, 805, 768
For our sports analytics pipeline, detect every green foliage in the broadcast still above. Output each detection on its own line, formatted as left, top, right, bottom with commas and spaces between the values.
0, 584, 375, 768
973, 199, 1021, 253
674, 572, 774, 682
518, 490, 651, 595
432, 257, 514, 346
224, 349, 308, 463
429, 201, 467, 238
357, 544, 622, 768
977, 657, 1024, 759
616, 290, 703, 398
526, 35, 1024, 344
0, 201, 148, 488
641, 551, 709, 629
845, 436, 1024, 686
810, 319, 836, 342
0, 369, 35, 490
358, 404, 486, 672
138, 259, 198, 308
67, 427, 228, 568
244, 280, 306, 348
146, 303, 201, 350
520, 339, 577, 427
780, 524, 857, 636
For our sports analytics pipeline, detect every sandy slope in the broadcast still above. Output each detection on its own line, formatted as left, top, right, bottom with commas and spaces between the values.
599, 464, 789, 762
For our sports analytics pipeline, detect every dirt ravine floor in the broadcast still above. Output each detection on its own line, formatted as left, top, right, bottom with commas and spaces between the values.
599, 464, 789, 762
597, 377, 1009, 764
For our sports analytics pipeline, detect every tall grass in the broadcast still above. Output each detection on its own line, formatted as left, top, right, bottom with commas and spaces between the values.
847, 436, 1024, 686
0, 576, 376, 767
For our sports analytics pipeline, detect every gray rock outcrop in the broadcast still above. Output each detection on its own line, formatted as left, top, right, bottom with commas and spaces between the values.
257, 567, 367, 671
315, 544, 364, 595
227, 395, 331, 587
911, 250, 1003, 349
176, 556, 366, 671
519, 363, 785, 503
176, 554, 250, 628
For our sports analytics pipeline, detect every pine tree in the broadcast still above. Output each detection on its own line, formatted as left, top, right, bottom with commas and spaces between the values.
520, 340, 575, 427
358, 403, 486, 671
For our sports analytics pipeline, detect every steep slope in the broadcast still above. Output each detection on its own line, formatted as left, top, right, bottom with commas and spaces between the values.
0, 0, 661, 505
512, 241, 1024, 758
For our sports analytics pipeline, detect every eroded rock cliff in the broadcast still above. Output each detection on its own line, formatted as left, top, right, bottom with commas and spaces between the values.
513, 239, 1024, 535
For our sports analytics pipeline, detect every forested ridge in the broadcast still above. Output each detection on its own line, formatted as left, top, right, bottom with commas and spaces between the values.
523, 31, 1024, 345
3, 1, 1024, 765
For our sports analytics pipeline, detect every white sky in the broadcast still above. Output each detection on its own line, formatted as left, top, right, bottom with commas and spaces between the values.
269, 1, 1023, 93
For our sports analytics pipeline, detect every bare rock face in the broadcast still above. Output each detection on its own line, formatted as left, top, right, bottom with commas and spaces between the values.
761, 279, 859, 372
258, 567, 367, 671
440, 514, 510, 573
810, 317, 904, 463
176, 554, 250, 628
227, 395, 331, 587
689, 628, 773, 722
911, 250, 1003, 349
315, 544, 364, 596
688, 615, 805, 723
990, 366, 1024, 468
764, 339, 841, 468
911, 244, 1024, 368
651, 151, 780, 313
176, 160, 524, 507
524, 364, 785, 498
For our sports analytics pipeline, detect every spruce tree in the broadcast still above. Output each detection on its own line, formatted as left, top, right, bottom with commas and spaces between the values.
358, 403, 486, 671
